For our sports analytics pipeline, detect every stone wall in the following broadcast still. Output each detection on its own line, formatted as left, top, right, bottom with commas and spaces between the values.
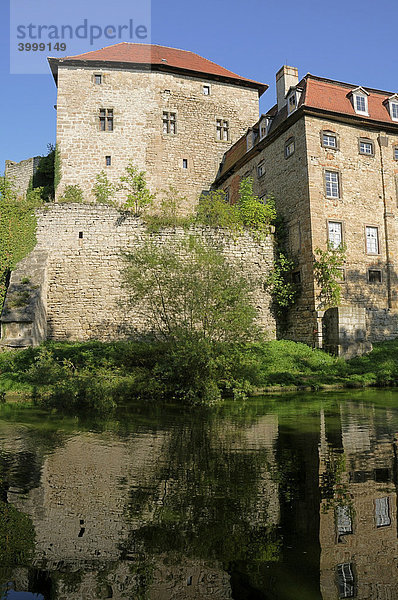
1, 203, 276, 343
5, 156, 41, 197
56, 66, 260, 213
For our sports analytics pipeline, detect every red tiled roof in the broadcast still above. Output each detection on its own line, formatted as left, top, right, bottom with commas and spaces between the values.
304, 76, 394, 124
49, 43, 267, 94
217, 74, 398, 181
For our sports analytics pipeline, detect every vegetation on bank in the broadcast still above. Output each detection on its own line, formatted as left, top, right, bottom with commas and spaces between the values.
0, 338, 398, 413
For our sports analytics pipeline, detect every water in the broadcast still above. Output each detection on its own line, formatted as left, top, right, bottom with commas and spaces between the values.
0, 389, 398, 599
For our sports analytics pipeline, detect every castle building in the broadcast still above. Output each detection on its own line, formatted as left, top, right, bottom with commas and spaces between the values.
48, 43, 267, 212
214, 66, 398, 347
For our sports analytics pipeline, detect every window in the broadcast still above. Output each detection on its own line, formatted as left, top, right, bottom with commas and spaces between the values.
105, 155, 111, 166
94, 74, 102, 85
352, 87, 369, 115
328, 221, 343, 248
182, 158, 188, 169
359, 139, 374, 155
375, 497, 391, 527
99, 109, 113, 131
203, 85, 210, 95
163, 112, 176, 134
391, 103, 398, 120
336, 268, 346, 282
394, 146, 398, 161
322, 132, 337, 148
224, 187, 230, 203
336, 506, 352, 535
292, 271, 301, 284
288, 93, 296, 113
216, 119, 229, 141
257, 161, 265, 178
366, 226, 379, 254
368, 269, 382, 283
78, 231, 83, 239
337, 563, 355, 598
285, 137, 295, 158
259, 193, 268, 204
325, 171, 340, 198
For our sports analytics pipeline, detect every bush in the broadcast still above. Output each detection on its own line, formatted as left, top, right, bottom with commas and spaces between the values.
59, 184, 84, 204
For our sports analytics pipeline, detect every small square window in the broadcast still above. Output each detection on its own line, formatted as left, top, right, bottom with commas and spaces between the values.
203, 85, 210, 95
182, 158, 188, 169
359, 139, 374, 155
78, 231, 83, 239
94, 74, 102, 85
105, 155, 111, 166
322, 132, 337, 148
368, 269, 382, 283
292, 271, 301, 284
325, 171, 340, 198
257, 161, 265, 178
285, 138, 295, 158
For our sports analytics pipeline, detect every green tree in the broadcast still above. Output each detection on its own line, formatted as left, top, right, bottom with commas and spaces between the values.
313, 242, 346, 308
58, 184, 84, 203
32, 143, 56, 201
120, 163, 155, 215
92, 170, 118, 205
195, 189, 241, 230
265, 252, 299, 313
124, 236, 257, 344
238, 177, 276, 232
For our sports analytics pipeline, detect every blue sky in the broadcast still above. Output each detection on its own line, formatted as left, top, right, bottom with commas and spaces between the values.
1, 0, 396, 173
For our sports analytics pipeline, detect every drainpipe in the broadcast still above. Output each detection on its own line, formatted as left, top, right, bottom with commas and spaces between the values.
378, 133, 392, 309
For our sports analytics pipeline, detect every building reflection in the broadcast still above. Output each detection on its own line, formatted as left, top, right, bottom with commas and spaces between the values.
319, 402, 398, 599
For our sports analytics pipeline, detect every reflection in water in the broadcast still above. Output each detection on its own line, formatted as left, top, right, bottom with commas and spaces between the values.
0, 392, 397, 599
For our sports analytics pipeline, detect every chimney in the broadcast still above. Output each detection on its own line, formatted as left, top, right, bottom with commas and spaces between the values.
276, 66, 299, 112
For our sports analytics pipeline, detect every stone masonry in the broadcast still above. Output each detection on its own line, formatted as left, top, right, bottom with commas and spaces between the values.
5, 156, 41, 197
53, 53, 261, 212
1, 203, 276, 345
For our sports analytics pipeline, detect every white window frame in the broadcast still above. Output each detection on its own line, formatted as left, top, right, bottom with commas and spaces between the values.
203, 85, 211, 96
323, 132, 337, 148
325, 170, 340, 198
337, 563, 355, 598
387, 95, 398, 121
351, 87, 369, 116
359, 139, 374, 155
375, 496, 391, 527
163, 111, 177, 135
216, 119, 229, 141
257, 161, 265, 178
285, 138, 295, 158
328, 221, 343, 248
365, 226, 379, 255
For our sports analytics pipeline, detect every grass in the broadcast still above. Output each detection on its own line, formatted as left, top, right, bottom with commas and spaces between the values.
0, 338, 397, 411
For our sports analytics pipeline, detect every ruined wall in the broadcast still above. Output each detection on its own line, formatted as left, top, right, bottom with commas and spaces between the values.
8, 204, 275, 342
56, 66, 260, 213
5, 156, 41, 197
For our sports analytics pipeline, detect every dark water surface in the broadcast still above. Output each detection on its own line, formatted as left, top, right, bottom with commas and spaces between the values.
1, 389, 398, 599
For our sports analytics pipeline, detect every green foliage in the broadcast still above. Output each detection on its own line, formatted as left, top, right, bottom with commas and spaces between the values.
120, 163, 155, 215
265, 252, 299, 313
58, 184, 84, 204
144, 187, 193, 231
238, 177, 276, 232
92, 170, 118, 205
54, 144, 61, 191
195, 189, 241, 230
313, 242, 346, 308
195, 179, 276, 235
0, 178, 43, 308
0, 500, 35, 569
32, 144, 55, 201
124, 236, 257, 344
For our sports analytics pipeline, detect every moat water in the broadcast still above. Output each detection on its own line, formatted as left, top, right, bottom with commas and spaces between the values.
1, 389, 398, 600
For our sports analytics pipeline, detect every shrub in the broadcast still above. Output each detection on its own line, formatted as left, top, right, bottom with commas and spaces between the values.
59, 184, 84, 204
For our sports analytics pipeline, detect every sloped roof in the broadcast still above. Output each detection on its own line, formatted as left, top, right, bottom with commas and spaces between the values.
216, 74, 398, 182
48, 43, 267, 94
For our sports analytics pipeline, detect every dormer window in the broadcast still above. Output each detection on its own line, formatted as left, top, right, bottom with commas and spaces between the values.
259, 116, 271, 139
387, 95, 398, 121
286, 87, 303, 115
246, 129, 256, 151
351, 87, 369, 115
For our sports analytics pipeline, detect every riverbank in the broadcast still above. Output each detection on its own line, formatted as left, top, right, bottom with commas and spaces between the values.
0, 338, 397, 410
